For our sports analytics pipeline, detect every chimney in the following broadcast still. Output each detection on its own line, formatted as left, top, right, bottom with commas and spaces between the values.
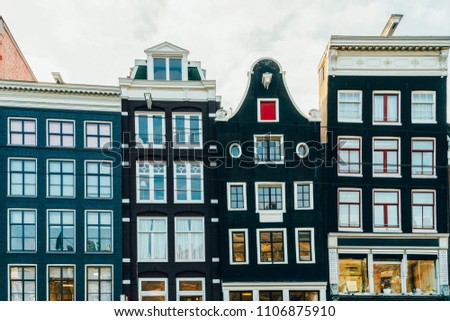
381, 14, 403, 37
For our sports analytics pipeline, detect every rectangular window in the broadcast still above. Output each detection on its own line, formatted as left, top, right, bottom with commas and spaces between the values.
229, 291, 253, 301
373, 190, 401, 231
154, 57, 182, 80
406, 259, 437, 294
258, 99, 279, 122
8, 209, 36, 252
47, 160, 75, 198
9, 118, 36, 146
177, 278, 204, 301
137, 218, 167, 262
137, 162, 166, 203
47, 120, 75, 147
85, 161, 112, 199
412, 138, 435, 177
175, 217, 204, 262
135, 112, 165, 147
174, 162, 203, 203
86, 266, 113, 301
9, 158, 37, 197
373, 93, 400, 124
173, 113, 202, 147
289, 291, 319, 301
294, 182, 313, 210
48, 266, 75, 301
338, 91, 362, 122
139, 278, 167, 301
338, 256, 369, 294
412, 91, 436, 123
373, 138, 400, 176
255, 134, 283, 163
9, 265, 36, 301
295, 228, 315, 263
48, 210, 75, 252
256, 183, 285, 213
373, 260, 402, 294
229, 229, 248, 264
169, 58, 182, 80
259, 290, 283, 301
412, 190, 435, 231
85, 121, 112, 149
337, 137, 361, 175
227, 183, 247, 210
338, 189, 362, 230
86, 210, 113, 253
257, 229, 287, 264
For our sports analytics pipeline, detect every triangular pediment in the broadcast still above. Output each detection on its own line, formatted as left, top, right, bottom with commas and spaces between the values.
144, 42, 189, 55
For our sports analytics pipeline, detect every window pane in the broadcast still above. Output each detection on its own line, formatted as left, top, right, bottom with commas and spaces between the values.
154, 58, 166, 80
169, 58, 182, 80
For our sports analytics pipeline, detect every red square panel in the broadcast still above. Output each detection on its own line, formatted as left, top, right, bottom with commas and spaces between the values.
259, 101, 277, 121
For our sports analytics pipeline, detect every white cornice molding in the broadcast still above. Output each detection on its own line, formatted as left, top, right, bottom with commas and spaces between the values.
329, 36, 450, 49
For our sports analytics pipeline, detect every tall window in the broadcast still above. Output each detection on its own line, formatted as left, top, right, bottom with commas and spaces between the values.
227, 183, 247, 210
338, 189, 362, 230
9, 266, 36, 301
154, 57, 182, 80
175, 218, 204, 262
86, 266, 113, 301
9, 158, 37, 197
135, 113, 165, 146
174, 162, 203, 203
338, 91, 362, 122
294, 182, 313, 210
412, 139, 435, 177
412, 91, 435, 123
47, 120, 75, 147
256, 183, 285, 212
139, 279, 167, 301
177, 278, 205, 301
257, 99, 279, 122
9, 209, 36, 252
137, 162, 166, 203
85, 161, 112, 199
373, 190, 401, 231
173, 113, 202, 147
337, 137, 361, 175
47, 160, 75, 197
296, 228, 315, 263
48, 266, 75, 301
138, 218, 167, 262
48, 210, 75, 252
85, 121, 112, 149
373, 93, 400, 124
412, 190, 435, 231
229, 229, 248, 264
86, 211, 113, 253
255, 135, 283, 163
257, 229, 287, 264
373, 138, 400, 175
9, 118, 36, 146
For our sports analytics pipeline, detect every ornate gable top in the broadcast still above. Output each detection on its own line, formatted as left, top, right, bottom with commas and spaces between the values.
144, 42, 189, 55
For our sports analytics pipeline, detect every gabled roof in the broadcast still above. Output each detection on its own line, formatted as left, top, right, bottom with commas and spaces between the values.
144, 41, 189, 55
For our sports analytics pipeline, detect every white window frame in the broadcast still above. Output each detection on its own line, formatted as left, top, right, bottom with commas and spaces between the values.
338, 188, 363, 232
85, 265, 114, 301
47, 264, 76, 301
257, 98, 279, 123
172, 112, 203, 148
46, 159, 76, 198
256, 228, 288, 265
7, 208, 37, 253
255, 182, 286, 214
229, 229, 249, 265
46, 119, 75, 148
8, 117, 37, 146
136, 161, 167, 203
372, 137, 401, 178
229, 143, 242, 158
176, 277, 205, 301
173, 162, 204, 203
337, 90, 363, 123
84, 120, 113, 149
153, 56, 182, 81
46, 209, 76, 253
135, 112, 166, 148
411, 189, 436, 233
8, 264, 37, 301
373, 189, 402, 233
411, 91, 436, 124
295, 228, 316, 264
254, 134, 284, 164
84, 160, 113, 199
372, 91, 401, 125
411, 137, 436, 178
137, 217, 168, 262
84, 210, 114, 253
8, 157, 37, 197
337, 136, 362, 177
227, 182, 247, 211
138, 278, 168, 301
294, 181, 314, 210
174, 217, 205, 262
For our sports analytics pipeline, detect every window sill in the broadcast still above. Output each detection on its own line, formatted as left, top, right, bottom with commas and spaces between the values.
294, 207, 314, 211
373, 228, 402, 233
372, 174, 402, 178
337, 119, 363, 123
411, 121, 437, 124
412, 229, 437, 233
411, 175, 437, 179
227, 207, 248, 211
135, 143, 166, 149
257, 261, 288, 265
137, 200, 167, 204
338, 227, 363, 232
173, 200, 204, 204
258, 212, 284, 223
372, 122, 402, 126
337, 173, 363, 177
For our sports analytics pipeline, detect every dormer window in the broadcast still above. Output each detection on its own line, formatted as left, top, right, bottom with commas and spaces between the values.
154, 58, 182, 80
257, 99, 279, 122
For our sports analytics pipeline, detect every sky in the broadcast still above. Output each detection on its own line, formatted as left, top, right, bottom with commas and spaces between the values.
1, 0, 450, 114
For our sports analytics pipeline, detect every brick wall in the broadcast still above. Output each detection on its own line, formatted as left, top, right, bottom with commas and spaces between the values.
0, 28, 35, 81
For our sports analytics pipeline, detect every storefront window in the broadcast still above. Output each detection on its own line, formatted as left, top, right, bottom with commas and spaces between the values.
373, 261, 401, 294
406, 260, 437, 294
338, 257, 369, 293
289, 291, 319, 301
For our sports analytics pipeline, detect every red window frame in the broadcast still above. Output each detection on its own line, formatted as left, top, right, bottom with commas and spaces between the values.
373, 190, 400, 229
258, 100, 278, 122
412, 191, 435, 230
338, 189, 362, 229
337, 137, 361, 175
373, 93, 399, 123
411, 139, 435, 176
373, 138, 400, 175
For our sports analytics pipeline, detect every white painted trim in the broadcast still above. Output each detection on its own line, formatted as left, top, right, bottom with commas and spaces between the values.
208, 113, 216, 118
138, 278, 167, 301
122, 199, 130, 204
411, 137, 436, 178
212, 257, 220, 262
84, 210, 114, 253
411, 91, 436, 123
176, 277, 205, 301
134, 111, 166, 148
257, 98, 279, 123
211, 218, 219, 223
46, 159, 76, 199
46, 265, 76, 301
229, 143, 242, 159
256, 228, 288, 264
123, 280, 131, 285
136, 161, 167, 204
296, 142, 310, 159
85, 264, 114, 301
337, 90, 362, 123
122, 258, 131, 263
229, 228, 249, 265
7, 264, 37, 301
372, 91, 402, 126
173, 162, 204, 204
137, 217, 168, 263
293, 181, 314, 210
122, 218, 130, 222
227, 182, 247, 211
254, 182, 286, 215
411, 189, 437, 233
295, 228, 316, 264
121, 144, 129, 148
337, 136, 362, 177
174, 217, 205, 262
372, 189, 402, 233
212, 279, 221, 284
7, 116, 37, 146
254, 134, 285, 165
7, 157, 37, 197
210, 199, 218, 204
83, 120, 113, 149
372, 137, 401, 178
337, 188, 363, 232
46, 209, 76, 253
46, 118, 76, 148
84, 160, 113, 199
172, 112, 203, 149
121, 111, 128, 116
7, 208, 37, 253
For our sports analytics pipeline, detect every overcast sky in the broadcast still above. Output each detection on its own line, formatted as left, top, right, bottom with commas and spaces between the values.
2, 0, 450, 114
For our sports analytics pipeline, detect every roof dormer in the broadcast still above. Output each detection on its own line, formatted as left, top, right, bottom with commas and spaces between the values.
144, 42, 189, 81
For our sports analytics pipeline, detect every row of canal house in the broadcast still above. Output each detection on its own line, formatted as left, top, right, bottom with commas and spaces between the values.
0, 15, 449, 300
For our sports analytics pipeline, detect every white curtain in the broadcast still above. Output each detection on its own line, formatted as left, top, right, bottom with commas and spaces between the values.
138, 219, 166, 261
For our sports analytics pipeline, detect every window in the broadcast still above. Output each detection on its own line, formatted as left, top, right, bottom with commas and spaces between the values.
229, 143, 242, 158
294, 182, 313, 210
257, 99, 279, 122
86, 211, 113, 253
9, 266, 36, 301
338, 91, 362, 122
48, 210, 75, 252
9, 118, 36, 146
135, 112, 165, 147
412, 91, 436, 123
373, 259, 402, 294
175, 217, 204, 262
412, 190, 435, 231
295, 228, 315, 263
177, 278, 204, 301
229, 291, 253, 301
85, 161, 113, 199
229, 229, 248, 264
227, 183, 247, 211
373, 92, 400, 124
173, 113, 202, 147
289, 291, 319, 301
337, 137, 361, 175
139, 278, 167, 301
154, 57, 182, 80
48, 266, 75, 301
86, 266, 113, 301
259, 290, 283, 301
8, 158, 37, 197
296, 142, 309, 159
8, 209, 36, 252
137, 162, 166, 203
85, 121, 112, 149
257, 229, 287, 264
137, 218, 167, 262
174, 162, 203, 203
256, 183, 285, 213
255, 134, 283, 163
338, 256, 369, 294
47, 160, 75, 198
373, 138, 400, 176
373, 190, 401, 231
406, 259, 437, 294
47, 120, 75, 147
412, 138, 435, 177
338, 189, 362, 230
